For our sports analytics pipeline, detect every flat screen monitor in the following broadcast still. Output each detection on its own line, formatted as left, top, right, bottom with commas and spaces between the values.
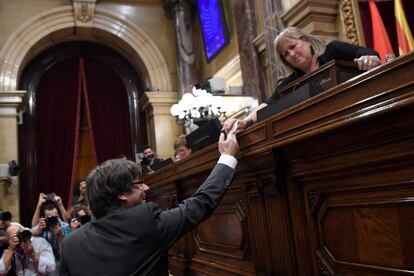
197, 0, 229, 62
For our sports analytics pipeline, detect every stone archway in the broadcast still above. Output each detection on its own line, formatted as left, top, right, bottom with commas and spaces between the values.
0, 5, 172, 92
0, 3, 180, 223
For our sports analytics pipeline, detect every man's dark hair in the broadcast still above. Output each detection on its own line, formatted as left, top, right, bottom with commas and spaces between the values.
41, 204, 58, 217
86, 159, 141, 218
43, 204, 57, 211
142, 145, 152, 151
117, 154, 127, 159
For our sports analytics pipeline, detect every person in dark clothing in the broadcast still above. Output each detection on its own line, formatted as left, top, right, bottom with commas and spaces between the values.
223, 26, 381, 132
141, 145, 164, 176
60, 131, 239, 276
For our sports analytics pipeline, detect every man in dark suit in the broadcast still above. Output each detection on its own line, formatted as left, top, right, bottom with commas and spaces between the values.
60, 131, 239, 276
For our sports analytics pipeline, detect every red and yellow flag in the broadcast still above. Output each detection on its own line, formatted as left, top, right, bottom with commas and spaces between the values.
368, 0, 394, 63
395, 0, 414, 55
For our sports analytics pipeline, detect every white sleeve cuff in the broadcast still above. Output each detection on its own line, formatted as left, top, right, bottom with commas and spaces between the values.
218, 154, 237, 169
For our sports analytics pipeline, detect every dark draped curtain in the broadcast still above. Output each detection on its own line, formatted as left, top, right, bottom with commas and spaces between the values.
35, 58, 81, 208
35, 57, 133, 208
81, 58, 133, 163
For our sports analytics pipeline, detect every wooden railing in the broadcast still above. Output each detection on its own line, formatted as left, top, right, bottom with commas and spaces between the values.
145, 52, 414, 275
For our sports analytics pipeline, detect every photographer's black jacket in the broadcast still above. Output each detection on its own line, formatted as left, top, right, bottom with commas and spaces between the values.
60, 163, 235, 276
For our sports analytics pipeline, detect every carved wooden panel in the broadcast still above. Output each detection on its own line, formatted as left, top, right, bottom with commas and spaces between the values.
190, 183, 255, 275
284, 101, 414, 275
316, 190, 414, 274
243, 163, 297, 276
194, 205, 247, 259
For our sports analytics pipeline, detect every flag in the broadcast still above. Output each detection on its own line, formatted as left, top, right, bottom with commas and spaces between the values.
395, 0, 414, 55
368, 0, 394, 63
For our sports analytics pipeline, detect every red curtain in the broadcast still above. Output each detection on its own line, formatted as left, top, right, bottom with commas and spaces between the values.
35, 57, 133, 209
81, 58, 134, 163
35, 58, 81, 207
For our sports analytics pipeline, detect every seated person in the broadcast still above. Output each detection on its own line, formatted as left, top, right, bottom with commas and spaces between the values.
223, 26, 381, 132
174, 135, 192, 162
141, 145, 163, 176
0, 224, 56, 275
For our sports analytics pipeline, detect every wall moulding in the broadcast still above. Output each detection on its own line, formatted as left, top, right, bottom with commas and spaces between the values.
0, 5, 172, 93
281, 0, 339, 41
338, 0, 366, 46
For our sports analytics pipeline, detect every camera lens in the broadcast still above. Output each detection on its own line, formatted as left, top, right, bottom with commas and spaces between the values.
45, 216, 59, 229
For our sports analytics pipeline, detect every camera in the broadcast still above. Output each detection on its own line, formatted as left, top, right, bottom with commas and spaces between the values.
16, 229, 32, 243
44, 193, 55, 202
45, 216, 59, 230
140, 157, 150, 166
77, 215, 91, 225
0, 211, 12, 221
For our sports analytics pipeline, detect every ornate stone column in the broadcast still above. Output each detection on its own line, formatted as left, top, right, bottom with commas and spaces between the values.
164, 0, 198, 95
140, 92, 181, 159
232, 0, 267, 102
0, 91, 25, 222
259, 0, 285, 94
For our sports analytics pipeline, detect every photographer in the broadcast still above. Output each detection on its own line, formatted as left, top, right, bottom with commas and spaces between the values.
0, 211, 13, 256
141, 145, 163, 176
31, 193, 67, 228
0, 224, 55, 275
66, 204, 92, 231
32, 205, 70, 274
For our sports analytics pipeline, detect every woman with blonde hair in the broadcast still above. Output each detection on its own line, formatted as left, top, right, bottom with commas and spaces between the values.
224, 27, 381, 132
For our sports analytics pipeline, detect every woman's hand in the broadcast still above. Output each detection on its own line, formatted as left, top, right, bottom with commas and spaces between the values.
222, 118, 247, 134
354, 55, 381, 71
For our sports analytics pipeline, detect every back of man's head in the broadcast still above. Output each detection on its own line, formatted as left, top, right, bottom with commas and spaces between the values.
86, 159, 141, 218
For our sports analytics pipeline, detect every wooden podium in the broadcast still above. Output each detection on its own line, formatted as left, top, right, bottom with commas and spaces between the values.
257, 60, 361, 122
278, 59, 361, 95
144, 54, 414, 275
